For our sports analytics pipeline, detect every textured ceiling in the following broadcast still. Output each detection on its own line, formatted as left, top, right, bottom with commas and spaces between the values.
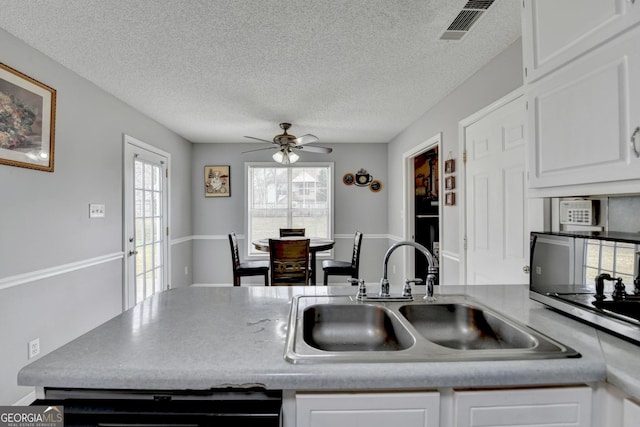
0, 0, 521, 143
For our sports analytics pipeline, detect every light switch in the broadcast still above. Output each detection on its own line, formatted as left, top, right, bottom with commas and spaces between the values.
89, 203, 106, 218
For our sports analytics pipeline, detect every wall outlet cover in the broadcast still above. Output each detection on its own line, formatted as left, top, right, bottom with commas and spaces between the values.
28, 338, 40, 359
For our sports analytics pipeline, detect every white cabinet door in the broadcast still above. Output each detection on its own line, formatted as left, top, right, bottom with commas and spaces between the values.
454, 386, 592, 427
527, 23, 640, 195
296, 392, 439, 427
522, 0, 640, 82
623, 398, 640, 427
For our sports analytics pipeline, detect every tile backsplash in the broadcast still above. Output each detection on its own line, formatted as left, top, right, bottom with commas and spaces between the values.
608, 196, 640, 233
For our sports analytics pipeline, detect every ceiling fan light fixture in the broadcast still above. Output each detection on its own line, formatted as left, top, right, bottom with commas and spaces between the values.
273, 148, 299, 164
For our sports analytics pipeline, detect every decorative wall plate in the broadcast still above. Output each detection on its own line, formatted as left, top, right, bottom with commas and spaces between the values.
370, 180, 382, 192
342, 173, 355, 185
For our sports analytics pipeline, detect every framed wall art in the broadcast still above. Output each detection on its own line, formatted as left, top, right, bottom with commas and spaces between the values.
204, 165, 230, 197
445, 192, 456, 206
444, 159, 455, 174
445, 176, 455, 190
0, 63, 56, 172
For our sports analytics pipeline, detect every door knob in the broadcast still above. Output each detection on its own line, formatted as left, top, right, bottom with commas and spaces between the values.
128, 250, 138, 256
523, 266, 531, 274
631, 126, 640, 158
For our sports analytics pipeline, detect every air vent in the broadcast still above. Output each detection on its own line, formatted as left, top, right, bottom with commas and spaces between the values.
464, 0, 494, 10
440, 0, 495, 41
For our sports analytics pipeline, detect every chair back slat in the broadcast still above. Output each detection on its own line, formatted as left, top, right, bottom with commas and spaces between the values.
229, 232, 241, 267
351, 231, 363, 272
279, 228, 306, 237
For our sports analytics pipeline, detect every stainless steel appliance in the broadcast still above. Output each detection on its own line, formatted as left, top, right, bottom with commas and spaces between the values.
33, 388, 282, 426
530, 231, 640, 343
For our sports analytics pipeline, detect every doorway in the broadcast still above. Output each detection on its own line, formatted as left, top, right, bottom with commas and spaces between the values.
459, 89, 530, 285
404, 133, 441, 284
123, 135, 170, 309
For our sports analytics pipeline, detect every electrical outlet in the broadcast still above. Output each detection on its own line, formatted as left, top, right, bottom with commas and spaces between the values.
28, 338, 40, 359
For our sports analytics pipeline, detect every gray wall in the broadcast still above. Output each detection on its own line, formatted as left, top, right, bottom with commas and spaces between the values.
190, 142, 389, 285
0, 28, 526, 404
0, 28, 192, 404
385, 39, 524, 289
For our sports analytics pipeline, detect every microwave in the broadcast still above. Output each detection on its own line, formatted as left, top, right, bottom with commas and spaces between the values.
530, 231, 640, 343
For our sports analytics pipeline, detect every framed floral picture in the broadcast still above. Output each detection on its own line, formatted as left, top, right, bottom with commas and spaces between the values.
204, 165, 230, 197
0, 63, 56, 172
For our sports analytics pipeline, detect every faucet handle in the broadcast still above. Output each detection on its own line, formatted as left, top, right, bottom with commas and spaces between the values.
355, 279, 367, 301
402, 279, 423, 297
612, 278, 627, 301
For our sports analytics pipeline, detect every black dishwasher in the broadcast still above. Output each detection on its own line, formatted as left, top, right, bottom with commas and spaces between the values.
33, 388, 282, 427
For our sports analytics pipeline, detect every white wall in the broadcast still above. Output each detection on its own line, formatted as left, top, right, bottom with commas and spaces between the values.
386, 39, 524, 288
0, 28, 193, 404
190, 142, 389, 286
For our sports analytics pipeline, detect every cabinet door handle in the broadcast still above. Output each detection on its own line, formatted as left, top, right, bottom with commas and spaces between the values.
632, 126, 640, 158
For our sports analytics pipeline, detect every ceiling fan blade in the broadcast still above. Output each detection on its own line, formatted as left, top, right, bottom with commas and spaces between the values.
293, 134, 319, 146
244, 136, 275, 144
242, 146, 278, 154
296, 145, 332, 154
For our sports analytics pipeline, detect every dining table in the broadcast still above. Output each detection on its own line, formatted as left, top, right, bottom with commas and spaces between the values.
252, 237, 335, 286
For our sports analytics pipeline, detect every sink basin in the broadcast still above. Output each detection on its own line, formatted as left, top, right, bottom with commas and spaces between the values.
303, 304, 414, 351
593, 300, 640, 323
399, 303, 536, 350
284, 295, 580, 364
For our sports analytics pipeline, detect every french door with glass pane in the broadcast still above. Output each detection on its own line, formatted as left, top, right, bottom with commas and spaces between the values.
123, 135, 169, 309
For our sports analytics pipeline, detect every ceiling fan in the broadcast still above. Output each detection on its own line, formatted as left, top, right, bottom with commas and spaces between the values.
243, 123, 332, 164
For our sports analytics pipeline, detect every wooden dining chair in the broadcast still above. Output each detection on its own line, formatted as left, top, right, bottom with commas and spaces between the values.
269, 238, 311, 286
228, 232, 269, 286
279, 228, 306, 237
322, 231, 363, 286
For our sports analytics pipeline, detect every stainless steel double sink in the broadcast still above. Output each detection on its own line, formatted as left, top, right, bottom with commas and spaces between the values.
284, 295, 580, 364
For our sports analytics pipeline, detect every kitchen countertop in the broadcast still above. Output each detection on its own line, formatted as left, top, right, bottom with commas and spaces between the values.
17, 285, 640, 398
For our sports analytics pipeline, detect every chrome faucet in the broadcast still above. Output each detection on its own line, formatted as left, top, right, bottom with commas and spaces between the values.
380, 241, 438, 301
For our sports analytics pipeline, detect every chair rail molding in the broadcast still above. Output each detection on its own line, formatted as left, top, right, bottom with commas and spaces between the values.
0, 252, 124, 291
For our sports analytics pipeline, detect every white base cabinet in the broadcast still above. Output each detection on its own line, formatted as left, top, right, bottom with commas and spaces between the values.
294, 386, 593, 427
454, 386, 592, 427
295, 391, 440, 427
623, 398, 640, 427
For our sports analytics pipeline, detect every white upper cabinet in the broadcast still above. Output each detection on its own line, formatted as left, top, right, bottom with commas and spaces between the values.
524, 0, 640, 196
523, 0, 640, 83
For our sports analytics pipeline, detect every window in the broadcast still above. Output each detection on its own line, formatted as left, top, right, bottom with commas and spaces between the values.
246, 163, 333, 255
583, 239, 638, 288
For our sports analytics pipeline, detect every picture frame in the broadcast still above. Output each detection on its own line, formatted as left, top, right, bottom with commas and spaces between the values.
444, 159, 455, 174
445, 175, 456, 190
445, 192, 456, 206
204, 165, 230, 197
0, 63, 56, 172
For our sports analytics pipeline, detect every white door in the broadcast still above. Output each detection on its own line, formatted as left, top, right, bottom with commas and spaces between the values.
463, 94, 528, 284
123, 135, 170, 309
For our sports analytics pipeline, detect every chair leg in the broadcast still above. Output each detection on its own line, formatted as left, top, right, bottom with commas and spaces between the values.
263, 271, 269, 286
323, 271, 329, 286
